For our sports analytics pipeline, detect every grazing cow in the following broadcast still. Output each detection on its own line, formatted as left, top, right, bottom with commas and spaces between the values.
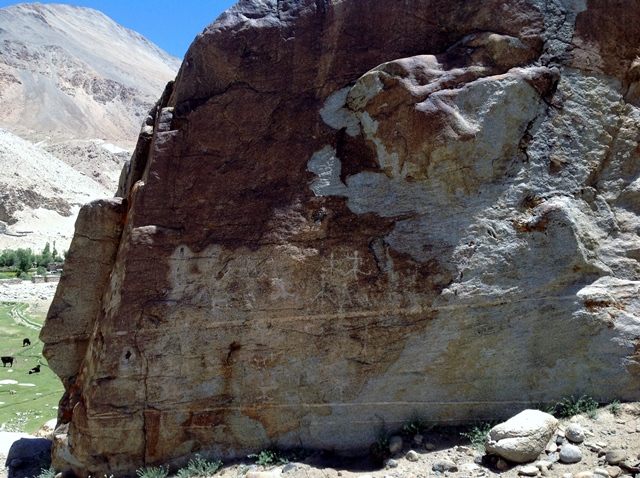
28, 365, 40, 374
1, 356, 13, 367
22, 338, 30, 347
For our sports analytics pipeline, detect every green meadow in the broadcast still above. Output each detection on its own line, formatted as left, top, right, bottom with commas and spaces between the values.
0, 302, 62, 433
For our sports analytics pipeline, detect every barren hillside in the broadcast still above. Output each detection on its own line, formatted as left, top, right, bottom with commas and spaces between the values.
0, 2, 180, 145
0, 128, 110, 251
0, 3, 182, 250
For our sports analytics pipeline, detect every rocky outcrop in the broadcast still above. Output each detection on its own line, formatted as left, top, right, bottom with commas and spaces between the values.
41, 0, 640, 475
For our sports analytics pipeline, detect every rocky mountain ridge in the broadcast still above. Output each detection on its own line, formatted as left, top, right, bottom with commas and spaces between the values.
0, 2, 180, 144
0, 2, 181, 250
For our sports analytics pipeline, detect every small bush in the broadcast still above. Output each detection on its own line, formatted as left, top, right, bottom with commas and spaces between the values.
460, 421, 496, 453
401, 416, 431, 436
555, 395, 599, 418
136, 465, 169, 478
248, 449, 289, 467
35, 469, 56, 478
176, 454, 222, 478
16, 270, 29, 279
608, 400, 622, 417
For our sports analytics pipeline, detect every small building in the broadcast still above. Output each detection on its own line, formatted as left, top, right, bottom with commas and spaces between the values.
47, 262, 64, 273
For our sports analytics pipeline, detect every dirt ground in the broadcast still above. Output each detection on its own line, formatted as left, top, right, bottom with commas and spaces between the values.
212, 404, 640, 478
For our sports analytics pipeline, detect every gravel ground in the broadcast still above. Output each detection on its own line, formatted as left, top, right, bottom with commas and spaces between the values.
0, 280, 56, 313
216, 407, 640, 478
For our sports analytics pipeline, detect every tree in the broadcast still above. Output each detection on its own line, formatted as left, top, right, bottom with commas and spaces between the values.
0, 249, 17, 267
36, 242, 53, 267
15, 248, 34, 277
52, 241, 63, 263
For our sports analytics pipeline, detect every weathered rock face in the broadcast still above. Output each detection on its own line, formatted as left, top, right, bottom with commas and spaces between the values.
41, 0, 640, 475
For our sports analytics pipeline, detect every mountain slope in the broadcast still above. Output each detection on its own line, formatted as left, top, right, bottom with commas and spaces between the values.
0, 3, 182, 250
0, 128, 110, 250
0, 2, 181, 145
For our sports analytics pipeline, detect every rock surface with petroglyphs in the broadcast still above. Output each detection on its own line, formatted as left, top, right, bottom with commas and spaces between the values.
40, 0, 640, 475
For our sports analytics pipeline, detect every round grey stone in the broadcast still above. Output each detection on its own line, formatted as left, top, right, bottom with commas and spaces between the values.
593, 468, 608, 478
559, 444, 582, 464
405, 450, 420, 462
282, 463, 298, 473
384, 458, 398, 468
388, 436, 403, 454
519, 465, 539, 476
565, 423, 585, 443
432, 459, 458, 472
605, 449, 627, 465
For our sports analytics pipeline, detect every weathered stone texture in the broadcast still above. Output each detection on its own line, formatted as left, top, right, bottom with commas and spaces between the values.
40, 0, 640, 475
485, 410, 558, 463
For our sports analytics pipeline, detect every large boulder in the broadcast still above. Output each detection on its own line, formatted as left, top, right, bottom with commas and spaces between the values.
40, 0, 640, 475
485, 410, 558, 463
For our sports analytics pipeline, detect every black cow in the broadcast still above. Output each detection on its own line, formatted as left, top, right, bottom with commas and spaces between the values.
1, 356, 13, 367
22, 338, 30, 347
28, 365, 40, 374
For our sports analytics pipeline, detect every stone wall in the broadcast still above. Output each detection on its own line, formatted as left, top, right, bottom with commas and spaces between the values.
31, 275, 60, 283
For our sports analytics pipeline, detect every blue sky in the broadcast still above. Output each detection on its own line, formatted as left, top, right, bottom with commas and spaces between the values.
0, 1, 238, 58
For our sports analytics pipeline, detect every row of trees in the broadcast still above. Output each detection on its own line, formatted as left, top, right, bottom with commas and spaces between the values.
0, 242, 65, 277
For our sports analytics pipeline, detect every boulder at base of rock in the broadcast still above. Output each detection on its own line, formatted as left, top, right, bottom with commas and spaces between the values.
485, 410, 558, 463
5, 437, 52, 478
33, 418, 57, 440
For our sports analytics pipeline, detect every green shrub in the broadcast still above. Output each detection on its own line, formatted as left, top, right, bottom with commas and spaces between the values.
176, 454, 222, 478
460, 421, 496, 453
401, 416, 431, 436
608, 400, 622, 417
555, 395, 599, 418
16, 270, 29, 279
248, 449, 289, 467
35, 468, 56, 478
136, 465, 168, 478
